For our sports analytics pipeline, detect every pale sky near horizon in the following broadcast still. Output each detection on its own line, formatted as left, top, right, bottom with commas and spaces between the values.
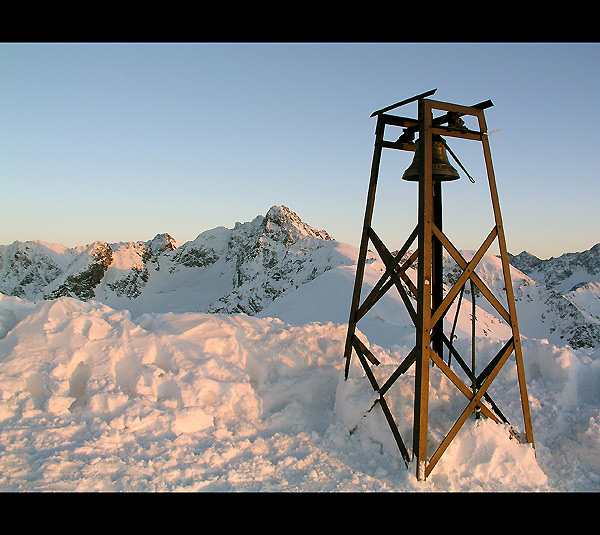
2, 42, 599, 259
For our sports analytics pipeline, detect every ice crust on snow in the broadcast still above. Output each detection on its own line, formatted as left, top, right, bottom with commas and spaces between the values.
1, 206, 600, 491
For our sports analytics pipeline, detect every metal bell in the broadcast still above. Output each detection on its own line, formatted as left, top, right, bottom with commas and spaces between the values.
402, 135, 460, 182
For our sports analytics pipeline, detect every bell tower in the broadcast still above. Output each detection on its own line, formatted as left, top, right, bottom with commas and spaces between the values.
342, 89, 535, 481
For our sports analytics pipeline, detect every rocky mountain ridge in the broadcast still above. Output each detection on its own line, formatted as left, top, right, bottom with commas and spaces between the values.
445, 251, 600, 349
0, 206, 338, 317
509, 244, 600, 294
2, 205, 600, 348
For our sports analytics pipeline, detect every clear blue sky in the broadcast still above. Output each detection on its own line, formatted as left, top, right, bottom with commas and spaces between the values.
1, 42, 599, 259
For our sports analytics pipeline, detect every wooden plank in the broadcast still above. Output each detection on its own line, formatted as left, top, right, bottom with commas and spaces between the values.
477, 110, 534, 447
397, 141, 416, 152
441, 333, 510, 424
413, 98, 434, 479
399, 250, 419, 297
367, 227, 418, 323
370, 88, 437, 117
354, 277, 395, 323
344, 116, 386, 379
476, 337, 515, 387
355, 225, 418, 322
352, 334, 381, 366
379, 114, 419, 128
379, 140, 416, 151
425, 338, 515, 478
431, 126, 483, 142
352, 337, 382, 396
428, 347, 501, 424
353, 336, 411, 466
430, 226, 497, 328
379, 346, 418, 396
378, 395, 411, 465
428, 99, 493, 121
432, 224, 511, 324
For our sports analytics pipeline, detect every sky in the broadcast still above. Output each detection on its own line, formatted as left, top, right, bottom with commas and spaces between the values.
1, 42, 599, 259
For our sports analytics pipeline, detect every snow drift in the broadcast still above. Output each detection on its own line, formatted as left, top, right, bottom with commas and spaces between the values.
0, 294, 550, 491
1, 287, 599, 491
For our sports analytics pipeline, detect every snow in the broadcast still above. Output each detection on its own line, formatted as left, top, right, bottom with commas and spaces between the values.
1, 287, 599, 491
1, 206, 599, 492
567, 281, 600, 318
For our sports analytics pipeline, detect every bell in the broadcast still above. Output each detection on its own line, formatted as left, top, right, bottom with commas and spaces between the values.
402, 135, 460, 182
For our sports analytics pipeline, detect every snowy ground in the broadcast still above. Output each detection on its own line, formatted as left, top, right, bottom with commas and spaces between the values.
0, 293, 599, 492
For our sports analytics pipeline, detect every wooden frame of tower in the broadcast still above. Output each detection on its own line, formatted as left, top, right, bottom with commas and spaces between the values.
342, 89, 535, 481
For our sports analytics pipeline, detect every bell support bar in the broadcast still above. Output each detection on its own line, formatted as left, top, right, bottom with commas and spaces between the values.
371, 94, 495, 151
371, 89, 494, 131
370, 88, 438, 117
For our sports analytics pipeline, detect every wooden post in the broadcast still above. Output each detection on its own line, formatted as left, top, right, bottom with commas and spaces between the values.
477, 110, 535, 446
344, 115, 385, 379
413, 98, 433, 480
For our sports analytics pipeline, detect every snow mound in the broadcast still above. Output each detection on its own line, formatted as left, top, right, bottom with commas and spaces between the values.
3, 294, 597, 491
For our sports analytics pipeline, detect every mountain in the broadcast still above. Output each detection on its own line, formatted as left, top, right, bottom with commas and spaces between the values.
2, 205, 600, 349
446, 251, 600, 349
0, 206, 341, 317
510, 245, 600, 320
508, 246, 600, 347
510, 244, 600, 294
0, 241, 78, 300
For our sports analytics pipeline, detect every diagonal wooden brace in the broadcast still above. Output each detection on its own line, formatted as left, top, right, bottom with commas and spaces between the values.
352, 336, 410, 464
424, 338, 516, 478
432, 224, 511, 324
431, 225, 498, 328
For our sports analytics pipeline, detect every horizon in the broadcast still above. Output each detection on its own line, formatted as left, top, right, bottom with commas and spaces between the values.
1, 202, 596, 260
2, 42, 599, 259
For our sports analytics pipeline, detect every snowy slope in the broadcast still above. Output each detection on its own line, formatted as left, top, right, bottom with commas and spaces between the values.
446, 252, 600, 349
510, 244, 600, 294
511, 246, 600, 344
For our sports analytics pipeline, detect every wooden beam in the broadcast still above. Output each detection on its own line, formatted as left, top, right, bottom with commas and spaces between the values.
478, 110, 534, 447
425, 338, 515, 478
413, 98, 434, 479
432, 224, 511, 325
430, 226, 498, 328
344, 115, 386, 378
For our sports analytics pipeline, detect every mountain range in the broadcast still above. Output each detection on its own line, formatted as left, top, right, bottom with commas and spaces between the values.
2, 205, 600, 349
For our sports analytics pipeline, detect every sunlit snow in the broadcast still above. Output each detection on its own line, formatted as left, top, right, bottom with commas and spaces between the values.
1, 206, 599, 491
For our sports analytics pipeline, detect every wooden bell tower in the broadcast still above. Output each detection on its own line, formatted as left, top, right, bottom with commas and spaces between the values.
342, 89, 535, 481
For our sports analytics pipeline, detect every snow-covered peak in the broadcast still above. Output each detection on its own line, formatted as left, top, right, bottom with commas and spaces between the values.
146, 233, 181, 258
0, 240, 79, 299
204, 206, 340, 315
509, 250, 544, 273
169, 227, 231, 269
510, 243, 600, 294
87, 241, 114, 268
263, 205, 333, 244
